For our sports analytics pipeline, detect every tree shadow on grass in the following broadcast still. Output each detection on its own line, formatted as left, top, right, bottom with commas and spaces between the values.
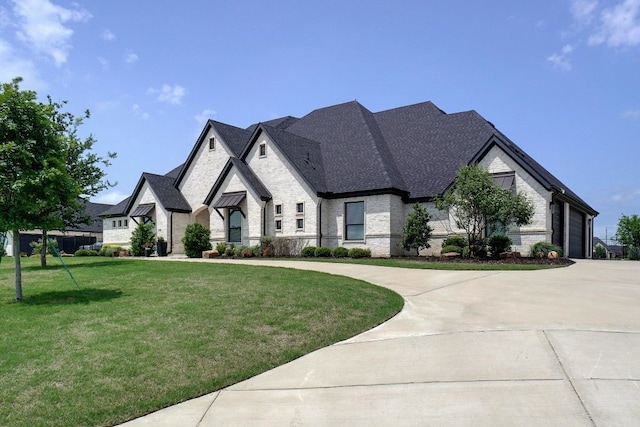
20, 260, 132, 272
18, 288, 123, 305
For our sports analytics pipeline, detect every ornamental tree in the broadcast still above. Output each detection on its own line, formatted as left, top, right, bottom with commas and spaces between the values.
435, 164, 534, 257
401, 203, 433, 256
615, 214, 640, 258
0, 77, 114, 299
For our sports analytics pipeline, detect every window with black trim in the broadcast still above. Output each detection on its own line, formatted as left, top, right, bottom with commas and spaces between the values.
275, 220, 282, 231
112, 220, 116, 228
124, 219, 128, 228
228, 209, 242, 243
345, 201, 364, 240
209, 137, 216, 150
275, 204, 282, 215
296, 218, 304, 230
296, 202, 304, 214
259, 143, 266, 157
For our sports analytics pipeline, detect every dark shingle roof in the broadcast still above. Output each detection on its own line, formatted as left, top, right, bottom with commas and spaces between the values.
99, 197, 130, 217
140, 173, 191, 212
211, 120, 252, 157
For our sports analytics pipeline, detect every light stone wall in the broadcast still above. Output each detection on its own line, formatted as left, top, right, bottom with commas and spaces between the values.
178, 127, 235, 210
478, 146, 551, 254
244, 134, 318, 247
170, 212, 191, 254
102, 217, 133, 247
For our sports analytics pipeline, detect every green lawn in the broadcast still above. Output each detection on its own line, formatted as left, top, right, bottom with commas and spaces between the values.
0, 257, 403, 427
302, 256, 568, 270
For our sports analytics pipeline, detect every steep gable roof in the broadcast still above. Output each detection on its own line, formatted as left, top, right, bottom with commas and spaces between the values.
204, 157, 272, 205
99, 196, 130, 217
127, 172, 191, 214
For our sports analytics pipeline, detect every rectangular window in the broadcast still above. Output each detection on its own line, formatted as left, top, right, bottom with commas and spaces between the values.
209, 137, 216, 150
118, 219, 122, 227
259, 143, 266, 157
296, 202, 304, 214
275, 219, 282, 231
124, 219, 128, 228
228, 209, 242, 243
112, 220, 116, 228
275, 204, 282, 215
296, 218, 304, 230
345, 201, 365, 240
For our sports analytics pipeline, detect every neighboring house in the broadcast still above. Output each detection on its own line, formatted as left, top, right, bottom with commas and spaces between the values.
593, 237, 624, 259
3, 201, 111, 256
101, 100, 598, 258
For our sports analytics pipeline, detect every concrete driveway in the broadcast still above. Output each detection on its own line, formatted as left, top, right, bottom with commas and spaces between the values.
122, 259, 640, 426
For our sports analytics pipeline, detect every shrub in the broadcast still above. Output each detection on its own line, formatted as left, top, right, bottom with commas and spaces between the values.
487, 234, 512, 258
301, 246, 317, 257
593, 245, 607, 259
443, 235, 466, 248
441, 245, 463, 255
99, 245, 123, 257
30, 238, 58, 256
629, 246, 640, 261
224, 243, 235, 257
348, 247, 371, 258
315, 247, 332, 257
215, 242, 227, 254
272, 237, 304, 257
529, 241, 563, 258
131, 223, 156, 256
74, 249, 98, 257
182, 223, 212, 258
250, 245, 262, 257
234, 245, 250, 257
332, 246, 349, 258
259, 235, 273, 254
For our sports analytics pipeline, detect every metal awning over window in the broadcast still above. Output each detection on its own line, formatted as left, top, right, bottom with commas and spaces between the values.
492, 172, 515, 190
130, 203, 155, 217
213, 191, 246, 209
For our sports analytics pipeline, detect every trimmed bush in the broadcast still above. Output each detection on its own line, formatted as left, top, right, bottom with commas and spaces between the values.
348, 247, 371, 258
30, 238, 58, 256
215, 242, 227, 254
315, 247, 332, 257
130, 223, 156, 256
182, 223, 212, 258
488, 234, 512, 258
629, 246, 640, 260
74, 249, 98, 257
443, 235, 466, 248
593, 245, 607, 259
99, 245, 123, 257
301, 246, 317, 257
441, 245, 463, 255
529, 241, 563, 258
332, 246, 349, 258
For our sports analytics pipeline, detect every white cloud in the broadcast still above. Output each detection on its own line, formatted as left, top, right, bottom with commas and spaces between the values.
194, 108, 217, 125
571, 0, 599, 24
100, 29, 115, 41
623, 109, 640, 119
547, 44, 574, 71
11, 0, 91, 67
97, 56, 109, 69
0, 37, 44, 89
92, 190, 130, 205
589, 0, 640, 47
124, 49, 138, 64
133, 103, 150, 120
148, 84, 186, 105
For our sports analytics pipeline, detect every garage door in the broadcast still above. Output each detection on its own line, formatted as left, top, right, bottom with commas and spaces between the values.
569, 208, 585, 258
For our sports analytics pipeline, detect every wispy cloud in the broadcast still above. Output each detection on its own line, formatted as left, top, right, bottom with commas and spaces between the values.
623, 109, 640, 119
133, 104, 150, 120
589, 0, 640, 47
124, 49, 139, 64
148, 84, 186, 105
194, 108, 217, 125
11, 0, 91, 67
608, 187, 640, 203
100, 29, 115, 41
547, 44, 574, 71
0, 37, 43, 89
92, 190, 129, 205
571, 0, 599, 24
97, 56, 109, 69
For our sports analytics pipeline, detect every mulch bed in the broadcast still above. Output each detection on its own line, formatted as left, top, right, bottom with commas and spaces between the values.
400, 256, 575, 266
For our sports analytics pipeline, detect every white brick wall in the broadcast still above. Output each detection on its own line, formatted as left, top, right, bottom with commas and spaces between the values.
102, 217, 133, 247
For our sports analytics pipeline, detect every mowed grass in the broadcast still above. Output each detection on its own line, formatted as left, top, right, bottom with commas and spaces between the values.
303, 257, 567, 270
0, 257, 403, 427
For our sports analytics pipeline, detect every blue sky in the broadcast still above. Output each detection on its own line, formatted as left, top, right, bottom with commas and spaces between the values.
1, 0, 639, 242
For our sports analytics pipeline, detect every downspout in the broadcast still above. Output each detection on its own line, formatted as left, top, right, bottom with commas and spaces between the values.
262, 201, 267, 237
317, 198, 322, 247
168, 211, 173, 254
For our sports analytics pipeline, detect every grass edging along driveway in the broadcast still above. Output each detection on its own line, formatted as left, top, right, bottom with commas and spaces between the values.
0, 257, 403, 427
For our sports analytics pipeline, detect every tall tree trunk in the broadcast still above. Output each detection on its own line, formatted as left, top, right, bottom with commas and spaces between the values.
40, 230, 47, 267
13, 230, 23, 301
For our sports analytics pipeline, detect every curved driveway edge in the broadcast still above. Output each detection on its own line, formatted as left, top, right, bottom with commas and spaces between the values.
121, 259, 640, 426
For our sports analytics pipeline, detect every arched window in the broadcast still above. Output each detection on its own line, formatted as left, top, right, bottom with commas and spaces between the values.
228, 209, 242, 243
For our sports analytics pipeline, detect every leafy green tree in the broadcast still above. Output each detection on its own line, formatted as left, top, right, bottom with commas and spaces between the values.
615, 214, 640, 259
130, 222, 156, 256
435, 164, 534, 257
0, 78, 79, 299
182, 223, 212, 258
401, 203, 433, 256
593, 245, 607, 259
